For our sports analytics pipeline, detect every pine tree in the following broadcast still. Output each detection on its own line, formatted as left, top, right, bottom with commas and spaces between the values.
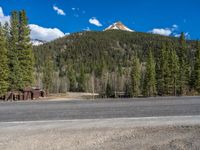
8, 11, 23, 90
0, 24, 9, 96
143, 50, 157, 97
77, 69, 86, 92
156, 44, 167, 96
169, 49, 180, 96
164, 50, 171, 95
194, 41, 200, 93
190, 41, 197, 91
130, 54, 141, 97
178, 32, 188, 95
18, 10, 34, 88
42, 56, 53, 95
163, 44, 172, 95
3, 22, 10, 41
68, 68, 77, 92
157, 43, 179, 96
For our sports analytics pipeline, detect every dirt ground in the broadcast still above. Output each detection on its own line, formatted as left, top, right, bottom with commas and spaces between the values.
0, 123, 199, 150
42, 92, 98, 101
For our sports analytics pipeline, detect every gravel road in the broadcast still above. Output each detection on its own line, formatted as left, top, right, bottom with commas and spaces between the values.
0, 116, 200, 150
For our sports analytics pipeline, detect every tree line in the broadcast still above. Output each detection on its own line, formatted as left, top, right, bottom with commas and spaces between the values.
116, 33, 200, 97
34, 30, 200, 97
128, 36, 200, 97
0, 10, 34, 97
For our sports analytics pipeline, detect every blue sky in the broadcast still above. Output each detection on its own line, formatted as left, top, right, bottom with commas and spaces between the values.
0, 0, 200, 41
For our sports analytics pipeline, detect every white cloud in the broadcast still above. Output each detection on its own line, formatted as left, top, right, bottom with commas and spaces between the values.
172, 24, 178, 29
150, 24, 190, 39
149, 24, 179, 36
0, 7, 10, 25
53, 5, 66, 16
0, 7, 66, 42
0, 7, 4, 17
29, 24, 65, 42
89, 17, 102, 27
65, 32, 70, 36
150, 28, 172, 36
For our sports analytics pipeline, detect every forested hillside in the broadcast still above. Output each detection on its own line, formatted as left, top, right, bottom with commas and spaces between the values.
33, 30, 200, 97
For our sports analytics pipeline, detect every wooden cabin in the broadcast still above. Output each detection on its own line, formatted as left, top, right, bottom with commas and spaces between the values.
0, 87, 45, 101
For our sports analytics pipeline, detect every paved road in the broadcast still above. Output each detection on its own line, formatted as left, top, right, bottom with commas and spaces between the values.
0, 97, 200, 122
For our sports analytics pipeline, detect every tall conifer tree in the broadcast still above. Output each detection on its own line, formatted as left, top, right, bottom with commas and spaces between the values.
42, 56, 53, 95
194, 41, 200, 93
0, 24, 9, 96
18, 10, 34, 88
143, 50, 157, 96
163, 44, 172, 95
156, 44, 167, 95
130, 54, 141, 97
8, 11, 23, 90
178, 32, 188, 95
77, 68, 86, 92
3, 22, 10, 41
169, 49, 180, 96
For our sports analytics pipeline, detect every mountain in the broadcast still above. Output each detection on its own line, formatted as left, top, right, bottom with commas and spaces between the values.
31, 39, 46, 46
104, 21, 134, 32
33, 30, 193, 76
33, 30, 195, 94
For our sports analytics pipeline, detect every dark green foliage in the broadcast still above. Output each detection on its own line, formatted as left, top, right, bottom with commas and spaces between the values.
8, 11, 23, 90
34, 30, 182, 77
169, 49, 180, 95
156, 43, 174, 95
1, 10, 35, 93
68, 68, 77, 92
194, 42, 200, 93
178, 33, 189, 95
143, 50, 157, 97
0, 24, 9, 96
18, 10, 35, 87
42, 56, 53, 95
130, 54, 141, 97
156, 44, 167, 96
163, 46, 171, 95
33, 30, 198, 96
77, 69, 86, 92
3, 22, 10, 41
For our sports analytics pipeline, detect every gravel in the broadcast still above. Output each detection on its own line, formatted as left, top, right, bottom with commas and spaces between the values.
0, 116, 200, 150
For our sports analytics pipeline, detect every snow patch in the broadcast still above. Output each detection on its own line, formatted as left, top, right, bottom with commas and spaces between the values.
104, 21, 134, 32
